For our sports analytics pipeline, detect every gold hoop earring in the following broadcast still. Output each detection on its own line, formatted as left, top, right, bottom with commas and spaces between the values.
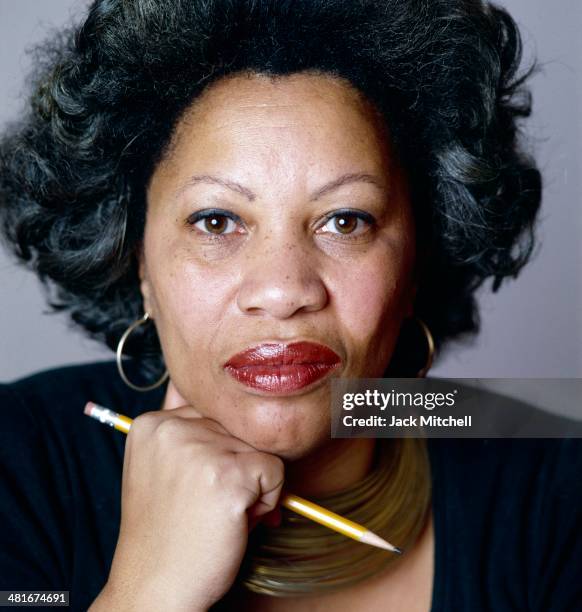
414, 317, 435, 378
116, 312, 169, 392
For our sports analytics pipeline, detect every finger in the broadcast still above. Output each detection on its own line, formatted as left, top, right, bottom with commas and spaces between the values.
142, 406, 249, 450
159, 381, 245, 441
238, 453, 285, 517
158, 379, 268, 450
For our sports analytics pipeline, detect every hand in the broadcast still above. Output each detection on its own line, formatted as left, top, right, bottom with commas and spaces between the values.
97, 379, 285, 611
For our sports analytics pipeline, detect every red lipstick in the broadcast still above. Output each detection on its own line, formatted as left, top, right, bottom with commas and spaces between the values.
224, 341, 341, 395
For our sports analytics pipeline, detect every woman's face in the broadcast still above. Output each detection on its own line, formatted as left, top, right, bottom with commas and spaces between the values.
140, 72, 416, 460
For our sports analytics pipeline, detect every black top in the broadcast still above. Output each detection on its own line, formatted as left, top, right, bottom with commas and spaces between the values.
0, 360, 581, 611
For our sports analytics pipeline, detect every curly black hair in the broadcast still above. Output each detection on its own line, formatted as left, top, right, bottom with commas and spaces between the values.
0, 0, 541, 378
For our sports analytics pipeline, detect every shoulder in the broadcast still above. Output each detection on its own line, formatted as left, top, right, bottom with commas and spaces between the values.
4, 359, 122, 406
428, 437, 582, 608
0, 361, 151, 592
427, 436, 582, 551
429, 437, 582, 492
1, 359, 166, 425
0, 359, 166, 475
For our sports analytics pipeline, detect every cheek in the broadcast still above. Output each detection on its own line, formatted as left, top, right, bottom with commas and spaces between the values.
338, 268, 394, 325
144, 236, 234, 355
335, 252, 412, 336
330, 238, 414, 373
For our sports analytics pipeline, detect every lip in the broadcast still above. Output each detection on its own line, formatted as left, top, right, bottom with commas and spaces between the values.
224, 341, 342, 395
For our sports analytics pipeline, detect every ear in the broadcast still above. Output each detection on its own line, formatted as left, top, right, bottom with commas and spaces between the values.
137, 243, 155, 317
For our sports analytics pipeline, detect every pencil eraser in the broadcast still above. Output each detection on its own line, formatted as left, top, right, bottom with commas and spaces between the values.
84, 401, 96, 416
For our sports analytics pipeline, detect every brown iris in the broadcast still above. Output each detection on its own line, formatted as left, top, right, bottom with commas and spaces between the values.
333, 214, 358, 234
204, 215, 228, 234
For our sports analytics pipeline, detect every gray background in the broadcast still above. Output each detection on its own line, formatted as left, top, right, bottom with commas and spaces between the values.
1, 0, 581, 382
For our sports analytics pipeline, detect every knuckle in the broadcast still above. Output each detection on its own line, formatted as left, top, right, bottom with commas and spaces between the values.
153, 416, 186, 443
200, 462, 220, 487
131, 411, 157, 429
260, 452, 285, 476
196, 417, 227, 435
200, 453, 233, 487
270, 454, 285, 472
128, 411, 158, 438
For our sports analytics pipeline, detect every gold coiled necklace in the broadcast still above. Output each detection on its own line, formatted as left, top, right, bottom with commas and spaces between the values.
239, 437, 432, 597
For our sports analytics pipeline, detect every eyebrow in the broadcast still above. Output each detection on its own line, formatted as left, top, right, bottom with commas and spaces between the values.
173, 172, 385, 202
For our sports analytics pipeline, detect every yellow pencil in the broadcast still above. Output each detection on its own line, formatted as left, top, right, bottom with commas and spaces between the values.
84, 401, 403, 554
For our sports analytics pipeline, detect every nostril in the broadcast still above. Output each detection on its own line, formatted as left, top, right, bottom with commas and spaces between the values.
236, 269, 328, 319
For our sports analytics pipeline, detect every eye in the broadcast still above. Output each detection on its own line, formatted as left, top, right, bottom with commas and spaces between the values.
318, 210, 375, 238
186, 209, 241, 236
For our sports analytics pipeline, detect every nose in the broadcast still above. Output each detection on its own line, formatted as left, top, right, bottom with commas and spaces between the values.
236, 238, 328, 319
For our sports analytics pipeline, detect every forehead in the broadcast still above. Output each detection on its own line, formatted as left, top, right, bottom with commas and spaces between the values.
192, 70, 373, 114
163, 71, 392, 163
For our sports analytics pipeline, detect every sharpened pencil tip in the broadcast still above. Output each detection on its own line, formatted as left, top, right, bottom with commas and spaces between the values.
359, 530, 403, 553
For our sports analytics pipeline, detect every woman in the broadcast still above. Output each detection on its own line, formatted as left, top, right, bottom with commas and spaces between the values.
0, 1, 580, 610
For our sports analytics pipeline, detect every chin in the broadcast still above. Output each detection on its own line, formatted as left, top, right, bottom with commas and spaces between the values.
228, 404, 330, 461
